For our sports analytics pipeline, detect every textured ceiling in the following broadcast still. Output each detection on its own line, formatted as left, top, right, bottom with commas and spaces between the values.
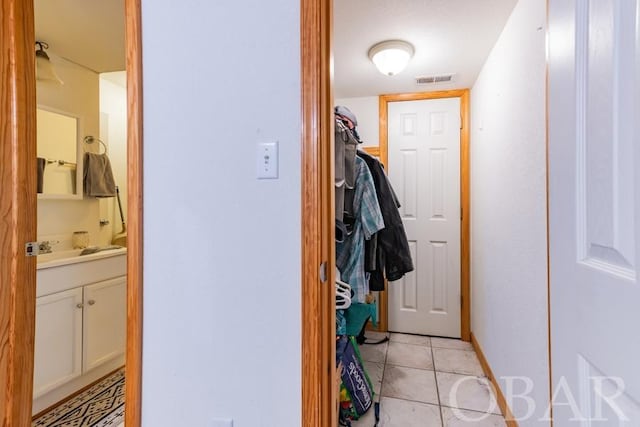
32, 0, 516, 92
35, 0, 125, 73
334, 0, 518, 97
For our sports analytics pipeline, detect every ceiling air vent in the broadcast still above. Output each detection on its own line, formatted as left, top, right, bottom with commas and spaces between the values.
415, 74, 455, 85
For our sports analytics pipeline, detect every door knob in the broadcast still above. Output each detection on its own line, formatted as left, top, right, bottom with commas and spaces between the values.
76, 303, 84, 309
87, 299, 96, 306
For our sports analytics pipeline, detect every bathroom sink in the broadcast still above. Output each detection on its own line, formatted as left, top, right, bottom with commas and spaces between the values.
36, 249, 84, 263
79, 245, 123, 255
37, 246, 126, 269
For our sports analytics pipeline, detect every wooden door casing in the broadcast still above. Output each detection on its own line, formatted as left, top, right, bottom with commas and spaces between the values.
301, 0, 337, 425
0, 1, 143, 426
0, 0, 38, 423
378, 90, 470, 341
387, 97, 462, 337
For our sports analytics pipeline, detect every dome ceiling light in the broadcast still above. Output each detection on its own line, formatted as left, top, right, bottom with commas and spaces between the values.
368, 40, 415, 76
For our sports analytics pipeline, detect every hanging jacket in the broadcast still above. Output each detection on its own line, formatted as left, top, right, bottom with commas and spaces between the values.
357, 150, 414, 289
336, 157, 385, 303
335, 118, 360, 222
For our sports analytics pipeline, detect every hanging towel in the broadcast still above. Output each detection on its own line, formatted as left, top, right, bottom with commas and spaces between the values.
36, 157, 46, 193
83, 152, 116, 197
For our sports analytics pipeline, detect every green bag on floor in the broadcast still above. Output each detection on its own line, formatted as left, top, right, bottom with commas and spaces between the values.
339, 336, 375, 422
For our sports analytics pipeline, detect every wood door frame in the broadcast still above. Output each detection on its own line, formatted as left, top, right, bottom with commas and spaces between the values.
301, 0, 336, 426
0, 0, 38, 423
378, 90, 471, 341
0, 1, 144, 426
300, 3, 472, 423
123, 0, 143, 424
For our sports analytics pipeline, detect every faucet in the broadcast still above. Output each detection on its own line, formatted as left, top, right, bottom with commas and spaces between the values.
38, 241, 52, 254
38, 240, 58, 254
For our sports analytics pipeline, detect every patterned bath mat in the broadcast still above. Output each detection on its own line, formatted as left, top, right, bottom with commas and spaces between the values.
33, 368, 125, 427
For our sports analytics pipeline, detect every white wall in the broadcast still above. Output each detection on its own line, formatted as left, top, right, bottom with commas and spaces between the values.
470, 0, 549, 425
37, 57, 127, 248
141, 1, 301, 426
335, 96, 379, 146
37, 53, 107, 247
99, 73, 127, 240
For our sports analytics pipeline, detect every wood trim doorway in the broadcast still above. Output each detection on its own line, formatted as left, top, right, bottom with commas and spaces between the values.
378, 90, 471, 341
301, 0, 336, 425
0, 1, 144, 426
300, 1, 472, 423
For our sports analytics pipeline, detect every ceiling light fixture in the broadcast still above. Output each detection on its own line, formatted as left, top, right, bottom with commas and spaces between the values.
368, 40, 414, 76
35, 41, 63, 85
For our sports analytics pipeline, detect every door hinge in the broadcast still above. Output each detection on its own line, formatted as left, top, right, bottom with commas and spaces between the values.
319, 261, 328, 283
26, 242, 39, 257
460, 294, 464, 307
460, 114, 464, 129
461, 207, 463, 220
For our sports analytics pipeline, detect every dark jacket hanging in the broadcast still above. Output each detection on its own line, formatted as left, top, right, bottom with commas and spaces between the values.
357, 150, 414, 290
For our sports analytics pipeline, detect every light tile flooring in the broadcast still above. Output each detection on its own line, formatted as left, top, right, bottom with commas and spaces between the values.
349, 332, 507, 427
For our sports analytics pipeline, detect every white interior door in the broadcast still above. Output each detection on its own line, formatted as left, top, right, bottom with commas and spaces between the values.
387, 97, 461, 338
549, 1, 640, 424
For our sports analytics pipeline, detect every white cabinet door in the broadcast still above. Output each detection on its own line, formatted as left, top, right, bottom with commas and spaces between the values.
83, 276, 126, 372
33, 288, 83, 398
388, 97, 461, 337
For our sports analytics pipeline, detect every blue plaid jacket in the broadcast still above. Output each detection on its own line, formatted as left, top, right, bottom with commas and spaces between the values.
337, 157, 385, 303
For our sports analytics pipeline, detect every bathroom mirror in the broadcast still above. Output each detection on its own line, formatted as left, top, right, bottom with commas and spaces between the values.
36, 106, 83, 199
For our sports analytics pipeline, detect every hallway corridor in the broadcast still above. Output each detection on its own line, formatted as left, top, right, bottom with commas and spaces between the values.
351, 333, 506, 426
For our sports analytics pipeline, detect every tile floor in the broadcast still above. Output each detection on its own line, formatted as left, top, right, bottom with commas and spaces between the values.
349, 332, 506, 427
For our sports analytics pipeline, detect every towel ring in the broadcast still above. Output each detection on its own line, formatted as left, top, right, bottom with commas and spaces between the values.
83, 136, 107, 154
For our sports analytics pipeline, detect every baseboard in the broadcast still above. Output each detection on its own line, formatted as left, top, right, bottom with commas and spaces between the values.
470, 333, 519, 427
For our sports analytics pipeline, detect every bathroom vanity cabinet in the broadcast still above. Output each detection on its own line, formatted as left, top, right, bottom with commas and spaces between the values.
33, 249, 126, 412
82, 277, 127, 372
33, 287, 83, 397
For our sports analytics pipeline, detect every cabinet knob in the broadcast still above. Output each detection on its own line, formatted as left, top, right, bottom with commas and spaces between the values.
76, 303, 84, 309
87, 299, 96, 306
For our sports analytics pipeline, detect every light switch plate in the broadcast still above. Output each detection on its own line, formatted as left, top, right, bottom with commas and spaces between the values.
211, 418, 233, 427
256, 141, 279, 179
